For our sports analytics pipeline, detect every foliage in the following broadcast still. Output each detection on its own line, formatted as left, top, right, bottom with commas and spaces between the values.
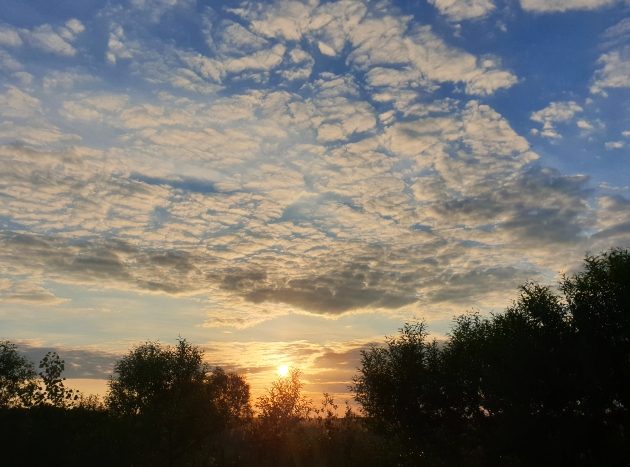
1, 343, 78, 409
353, 249, 630, 466
256, 368, 312, 433
207, 367, 253, 422
106, 338, 252, 465
38, 351, 79, 408
0, 340, 38, 408
353, 322, 442, 436
107, 338, 203, 415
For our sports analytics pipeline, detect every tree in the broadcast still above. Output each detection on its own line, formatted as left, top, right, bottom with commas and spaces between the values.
38, 351, 79, 408
352, 249, 630, 466
107, 340, 189, 416
1, 343, 76, 409
0, 340, 38, 408
352, 322, 445, 463
562, 249, 630, 413
256, 368, 312, 433
206, 367, 253, 422
106, 338, 252, 465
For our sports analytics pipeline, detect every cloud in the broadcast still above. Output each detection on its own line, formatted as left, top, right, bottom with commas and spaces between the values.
0, 122, 80, 146
0, 232, 205, 296
591, 17, 630, 95
0, 279, 68, 305
199, 337, 380, 398
0, 24, 22, 47
0, 19, 86, 57
347, 18, 517, 95
280, 47, 314, 80
576, 119, 593, 130
224, 43, 286, 74
22, 20, 85, 57
317, 41, 336, 56
229, 0, 516, 96
42, 71, 99, 92
213, 19, 269, 56
175, 41, 288, 84
13, 342, 119, 379
591, 47, 630, 94
129, 0, 194, 22
60, 93, 129, 121
530, 101, 583, 138
428, 0, 496, 21
0, 0, 619, 332
0, 50, 22, 72
591, 195, 630, 250
0, 86, 42, 119
520, 0, 618, 13
1, 78, 594, 321
604, 140, 625, 149
106, 24, 134, 64
240, 263, 419, 314
243, 0, 314, 41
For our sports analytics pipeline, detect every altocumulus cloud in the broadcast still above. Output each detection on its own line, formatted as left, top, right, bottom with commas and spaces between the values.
0, 0, 629, 333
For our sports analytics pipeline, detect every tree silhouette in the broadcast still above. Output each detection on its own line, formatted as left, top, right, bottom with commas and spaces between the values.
562, 249, 630, 415
0, 340, 39, 408
38, 351, 79, 408
206, 367, 253, 422
353, 249, 630, 466
1, 343, 77, 408
256, 368, 312, 434
106, 338, 252, 465
107, 338, 204, 416
352, 322, 445, 463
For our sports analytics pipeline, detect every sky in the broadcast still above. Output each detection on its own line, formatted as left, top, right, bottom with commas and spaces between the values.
1, 0, 629, 402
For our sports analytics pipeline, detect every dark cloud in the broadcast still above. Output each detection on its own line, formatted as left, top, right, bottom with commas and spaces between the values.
424, 265, 537, 304
432, 166, 591, 245
243, 267, 418, 314
593, 195, 630, 241
0, 231, 201, 295
16, 343, 119, 379
215, 268, 268, 291
312, 345, 371, 369
129, 173, 220, 195
593, 222, 630, 240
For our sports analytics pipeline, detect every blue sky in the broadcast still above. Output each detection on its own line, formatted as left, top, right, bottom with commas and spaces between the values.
1, 0, 629, 399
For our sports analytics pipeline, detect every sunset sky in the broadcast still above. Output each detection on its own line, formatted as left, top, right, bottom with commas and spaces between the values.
1, 0, 629, 401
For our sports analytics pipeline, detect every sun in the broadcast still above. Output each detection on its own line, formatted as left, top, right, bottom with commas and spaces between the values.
277, 364, 289, 377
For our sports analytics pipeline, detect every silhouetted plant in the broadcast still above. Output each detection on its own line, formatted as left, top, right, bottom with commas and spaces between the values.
353, 249, 630, 466
38, 351, 79, 408
0, 340, 39, 408
256, 368, 312, 432
206, 367, 253, 423
106, 337, 252, 465
1, 343, 78, 409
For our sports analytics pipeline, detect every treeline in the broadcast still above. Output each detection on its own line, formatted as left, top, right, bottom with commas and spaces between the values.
1, 338, 384, 467
354, 248, 630, 466
1, 249, 629, 466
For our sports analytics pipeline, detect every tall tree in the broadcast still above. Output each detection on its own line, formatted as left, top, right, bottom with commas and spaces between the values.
106, 338, 251, 465
0, 340, 38, 408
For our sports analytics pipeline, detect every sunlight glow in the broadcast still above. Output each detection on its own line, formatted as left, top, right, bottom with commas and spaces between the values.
277, 364, 289, 377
